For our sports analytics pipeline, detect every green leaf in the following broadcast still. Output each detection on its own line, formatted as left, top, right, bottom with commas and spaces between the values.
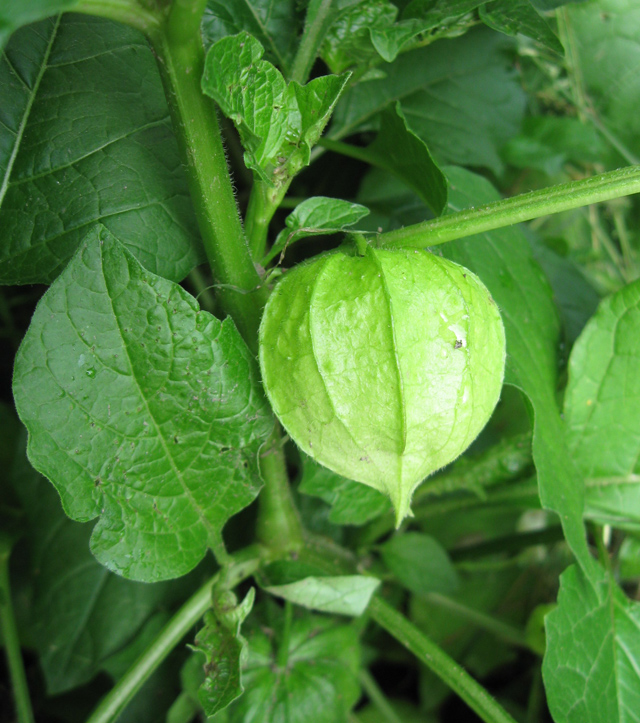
231, 613, 360, 723
12, 225, 273, 582
0, 15, 202, 286
201, 0, 301, 75
329, 27, 526, 173
0, 0, 78, 50
202, 32, 349, 188
9, 432, 167, 694
299, 455, 391, 526
566, 0, 640, 163
380, 532, 459, 595
337, 102, 448, 215
195, 588, 255, 717
564, 279, 640, 530
544, 564, 640, 723
264, 196, 369, 264
321, 0, 398, 72
480, 0, 564, 54
266, 575, 380, 616
441, 167, 596, 574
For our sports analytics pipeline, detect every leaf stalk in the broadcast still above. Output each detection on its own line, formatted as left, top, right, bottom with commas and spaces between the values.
378, 165, 640, 250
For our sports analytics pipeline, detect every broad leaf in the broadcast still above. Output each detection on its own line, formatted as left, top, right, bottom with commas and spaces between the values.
266, 575, 380, 615
544, 564, 640, 723
230, 613, 360, 723
299, 455, 391, 526
564, 279, 640, 529
329, 27, 526, 173
347, 102, 448, 215
0, 0, 78, 50
9, 432, 166, 694
381, 532, 459, 595
0, 15, 202, 286
480, 0, 564, 54
202, 32, 349, 188
264, 196, 369, 264
441, 167, 596, 574
402, 0, 486, 22
202, 0, 301, 75
13, 225, 273, 582
566, 0, 640, 162
195, 588, 255, 717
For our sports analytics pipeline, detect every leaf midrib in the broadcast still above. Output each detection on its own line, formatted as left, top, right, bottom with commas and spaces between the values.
0, 15, 60, 208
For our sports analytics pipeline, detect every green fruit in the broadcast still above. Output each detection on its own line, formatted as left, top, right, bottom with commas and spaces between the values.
259, 246, 506, 523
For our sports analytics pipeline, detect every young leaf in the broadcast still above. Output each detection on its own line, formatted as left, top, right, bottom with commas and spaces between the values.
195, 588, 255, 717
231, 613, 360, 723
544, 564, 640, 723
380, 532, 459, 595
201, 0, 301, 75
9, 432, 167, 694
564, 279, 640, 529
329, 27, 526, 173
13, 225, 273, 582
299, 455, 391, 526
202, 32, 349, 189
266, 575, 380, 616
479, 0, 564, 55
263, 196, 369, 264
0, 15, 202, 286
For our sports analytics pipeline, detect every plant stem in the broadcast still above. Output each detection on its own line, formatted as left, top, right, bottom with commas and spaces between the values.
257, 426, 304, 554
0, 542, 35, 723
149, 2, 268, 352
290, 0, 335, 85
369, 597, 518, 723
86, 549, 262, 723
378, 165, 640, 250
244, 180, 284, 261
75, 0, 164, 35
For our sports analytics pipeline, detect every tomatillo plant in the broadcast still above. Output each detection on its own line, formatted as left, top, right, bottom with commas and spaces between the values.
2, 2, 640, 723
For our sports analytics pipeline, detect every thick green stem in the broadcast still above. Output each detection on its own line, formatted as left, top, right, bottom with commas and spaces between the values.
257, 426, 304, 554
369, 597, 518, 723
75, 0, 164, 34
149, 3, 268, 352
0, 542, 35, 723
86, 549, 261, 723
378, 165, 640, 250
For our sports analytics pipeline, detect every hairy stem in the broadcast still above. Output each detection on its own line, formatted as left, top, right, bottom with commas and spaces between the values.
290, 0, 335, 85
149, 1, 268, 352
86, 549, 262, 723
378, 165, 640, 250
369, 597, 518, 723
0, 542, 35, 723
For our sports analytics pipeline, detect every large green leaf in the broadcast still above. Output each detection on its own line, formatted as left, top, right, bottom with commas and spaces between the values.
564, 279, 640, 529
329, 26, 526, 173
0, 0, 78, 50
266, 575, 380, 615
202, 32, 349, 188
201, 0, 301, 75
0, 15, 202, 286
566, 0, 640, 163
544, 564, 640, 723
13, 225, 273, 582
441, 167, 595, 573
229, 612, 360, 723
9, 432, 167, 694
